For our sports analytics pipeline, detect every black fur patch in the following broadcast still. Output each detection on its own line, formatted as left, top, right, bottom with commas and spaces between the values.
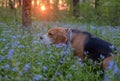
84, 33, 115, 61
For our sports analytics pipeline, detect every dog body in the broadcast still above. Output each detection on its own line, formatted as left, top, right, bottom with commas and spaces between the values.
40, 27, 119, 80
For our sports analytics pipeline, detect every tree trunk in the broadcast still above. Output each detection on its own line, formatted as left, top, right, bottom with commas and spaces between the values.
95, 0, 99, 8
6, 0, 7, 8
19, 0, 21, 6
9, 0, 14, 9
22, 0, 32, 28
73, 0, 79, 17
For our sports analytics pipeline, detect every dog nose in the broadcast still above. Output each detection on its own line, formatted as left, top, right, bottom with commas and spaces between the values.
40, 36, 43, 40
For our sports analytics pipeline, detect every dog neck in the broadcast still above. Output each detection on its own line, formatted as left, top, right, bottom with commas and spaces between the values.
66, 28, 82, 43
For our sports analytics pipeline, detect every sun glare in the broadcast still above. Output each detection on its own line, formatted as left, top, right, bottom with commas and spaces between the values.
14, 3, 18, 8
37, 0, 39, 5
59, 0, 62, 5
32, 1, 34, 6
50, 0, 53, 4
41, 5, 46, 11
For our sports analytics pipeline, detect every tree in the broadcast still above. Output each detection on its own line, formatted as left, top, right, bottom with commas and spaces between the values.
72, 0, 79, 17
22, 0, 32, 29
9, 0, 14, 9
95, 0, 100, 8
19, 0, 21, 6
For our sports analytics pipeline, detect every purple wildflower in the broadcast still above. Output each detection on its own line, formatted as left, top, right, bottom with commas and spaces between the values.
56, 71, 62, 76
12, 67, 18, 72
67, 73, 72, 78
4, 64, 10, 70
11, 36, 17, 39
46, 51, 51, 54
4, 75, 8, 80
109, 45, 115, 49
42, 66, 48, 72
55, 43, 66, 48
33, 74, 43, 81
19, 72, 23, 76
84, 51, 89, 55
0, 38, 6, 42
12, 41, 20, 48
18, 45, 25, 48
102, 31, 106, 35
108, 61, 119, 74
38, 50, 45, 55
23, 63, 31, 72
7, 49, 14, 60
100, 54, 105, 59
16, 62, 21, 65
37, 62, 42, 65
50, 64, 55, 67
49, 55, 54, 59
0, 56, 5, 62
32, 40, 40, 44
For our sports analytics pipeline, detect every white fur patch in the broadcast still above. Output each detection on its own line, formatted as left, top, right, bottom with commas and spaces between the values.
41, 34, 52, 44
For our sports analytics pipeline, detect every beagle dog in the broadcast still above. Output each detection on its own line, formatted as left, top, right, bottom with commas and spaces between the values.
40, 27, 119, 80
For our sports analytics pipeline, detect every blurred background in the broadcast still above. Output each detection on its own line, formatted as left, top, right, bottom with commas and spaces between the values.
0, 0, 120, 26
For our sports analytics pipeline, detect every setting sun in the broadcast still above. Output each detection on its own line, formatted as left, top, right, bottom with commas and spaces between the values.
41, 5, 46, 11
31, 1, 34, 6
37, 0, 39, 5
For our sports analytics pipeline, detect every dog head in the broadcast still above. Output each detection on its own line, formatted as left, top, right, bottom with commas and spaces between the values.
40, 27, 67, 44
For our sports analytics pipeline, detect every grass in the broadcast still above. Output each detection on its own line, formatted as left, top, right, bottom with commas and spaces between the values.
0, 8, 120, 81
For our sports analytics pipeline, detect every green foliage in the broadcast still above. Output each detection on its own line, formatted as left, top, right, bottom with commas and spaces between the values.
0, 18, 120, 80
78, 0, 120, 26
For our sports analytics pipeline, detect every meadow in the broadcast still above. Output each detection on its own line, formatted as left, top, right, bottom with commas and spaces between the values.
0, 8, 120, 81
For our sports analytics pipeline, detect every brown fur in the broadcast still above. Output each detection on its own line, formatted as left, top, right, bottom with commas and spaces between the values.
102, 56, 113, 69
48, 27, 67, 44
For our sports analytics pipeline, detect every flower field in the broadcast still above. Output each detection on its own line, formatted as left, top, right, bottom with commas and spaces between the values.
0, 21, 120, 81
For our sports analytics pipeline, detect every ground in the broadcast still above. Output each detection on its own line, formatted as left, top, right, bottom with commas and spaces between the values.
0, 21, 120, 81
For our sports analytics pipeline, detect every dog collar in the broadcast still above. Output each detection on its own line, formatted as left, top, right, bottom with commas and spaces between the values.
66, 28, 72, 43
64, 28, 72, 51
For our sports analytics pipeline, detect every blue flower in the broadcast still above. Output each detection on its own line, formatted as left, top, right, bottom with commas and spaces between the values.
12, 41, 20, 48
0, 56, 5, 62
55, 44, 66, 48
32, 40, 40, 44
37, 62, 42, 65
50, 64, 55, 67
42, 66, 48, 72
46, 51, 51, 54
12, 67, 18, 72
11, 36, 17, 39
67, 73, 72, 78
38, 50, 45, 55
109, 45, 115, 49
16, 62, 21, 65
23, 63, 31, 72
7, 49, 14, 60
56, 71, 62, 76
33, 74, 43, 81
4, 64, 10, 70
18, 45, 25, 48
49, 55, 54, 59
19, 71, 23, 76
0, 38, 6, 42
100, 54, 105, 59
4, 75, 8, 80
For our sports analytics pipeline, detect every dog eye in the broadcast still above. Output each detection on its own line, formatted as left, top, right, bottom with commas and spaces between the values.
48, 33, 53, 35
